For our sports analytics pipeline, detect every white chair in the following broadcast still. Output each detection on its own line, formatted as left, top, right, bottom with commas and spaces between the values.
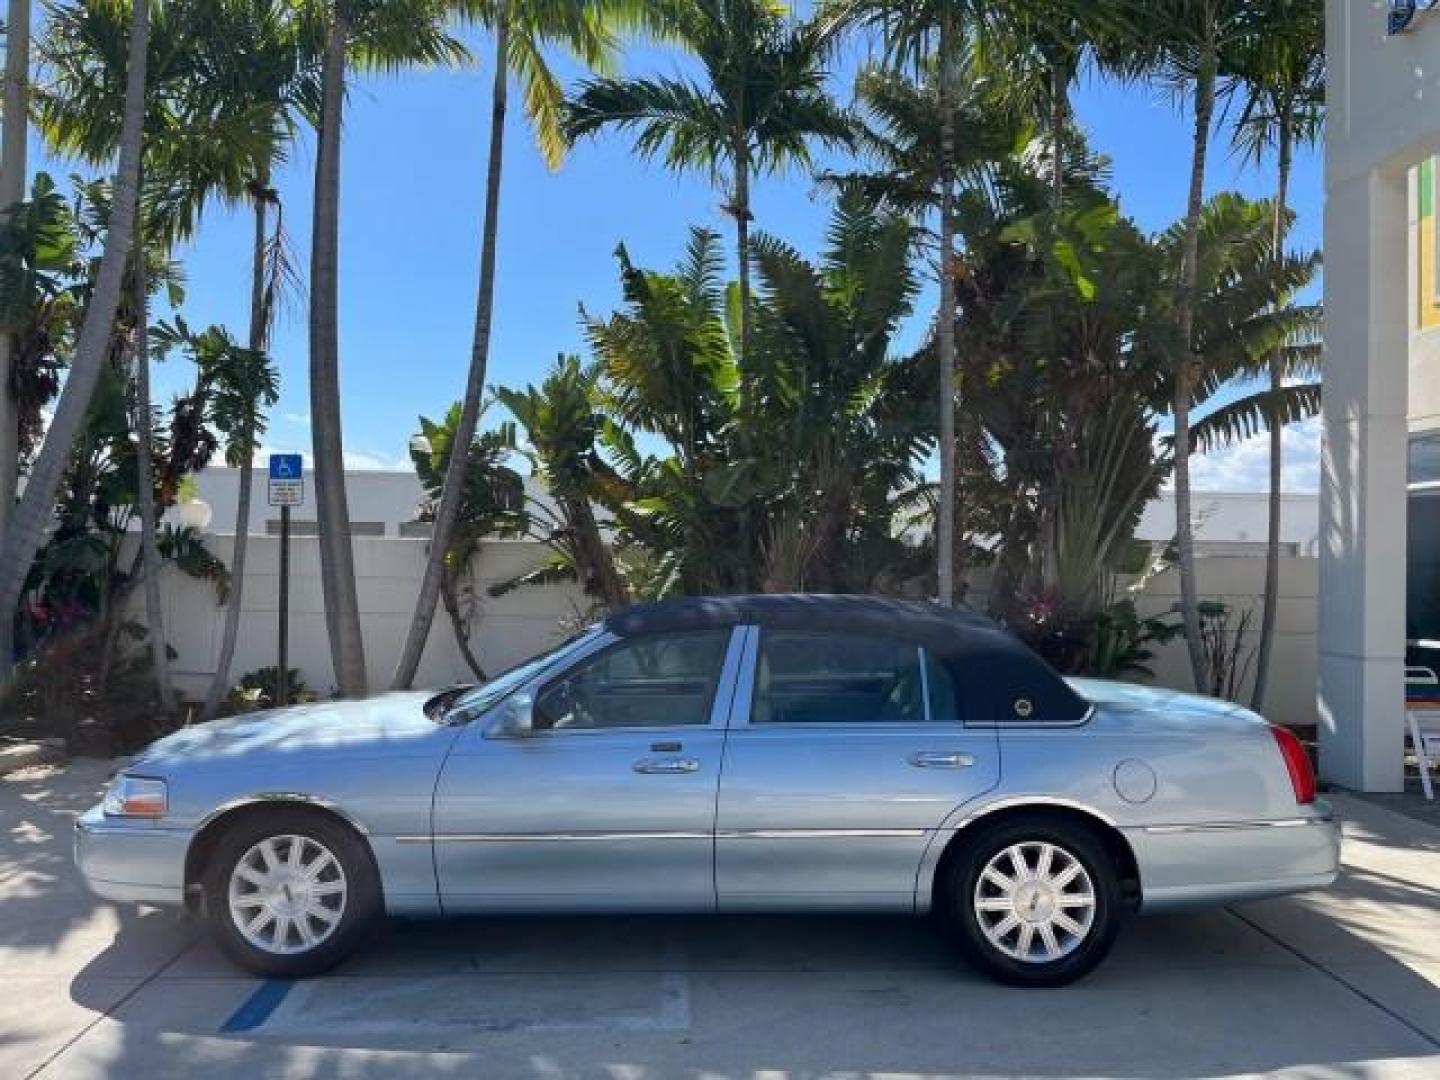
1405, 666, 1440, 801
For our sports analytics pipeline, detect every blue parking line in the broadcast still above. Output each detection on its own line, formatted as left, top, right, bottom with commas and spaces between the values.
220, 979, 294, 1033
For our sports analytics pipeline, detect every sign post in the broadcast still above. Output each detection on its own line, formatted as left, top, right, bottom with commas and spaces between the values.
268, 455, 304, 707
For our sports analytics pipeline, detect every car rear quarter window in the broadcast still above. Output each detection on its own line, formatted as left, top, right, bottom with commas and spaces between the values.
751, 630, 945, 725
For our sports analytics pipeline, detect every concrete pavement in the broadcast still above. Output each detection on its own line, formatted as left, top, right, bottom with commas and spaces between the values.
3, 758, 1440, 1079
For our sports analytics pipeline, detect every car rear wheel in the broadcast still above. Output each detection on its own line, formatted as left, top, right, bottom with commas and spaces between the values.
203, 810, 379, 977
945, 817, 1122, 987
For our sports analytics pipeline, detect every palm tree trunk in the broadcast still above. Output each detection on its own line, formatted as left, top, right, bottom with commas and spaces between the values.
392, 13, 511, 689
441, 561, 487, 682
310, 5, 368, 697
1173, 41, 1218, 692
201, 184, 272, 721
1250, 103, 1294, 712
935, 11, 958, 608
735, 142, 753, 378
0, 0, 30, 685
132, 249, 176, 715
0, 0, 148, 676
1050, 58, 1067, 209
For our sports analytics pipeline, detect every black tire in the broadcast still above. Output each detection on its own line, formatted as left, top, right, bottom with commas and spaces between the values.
202, 808, 381, 978
943, 816, 1122, 987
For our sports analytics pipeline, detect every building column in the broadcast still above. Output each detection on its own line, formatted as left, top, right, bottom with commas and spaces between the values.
1318, 165, 1409, 792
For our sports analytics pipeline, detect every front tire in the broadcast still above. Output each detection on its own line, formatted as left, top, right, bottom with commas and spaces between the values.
203, 809, 380, 977
945, 817, 1122, 987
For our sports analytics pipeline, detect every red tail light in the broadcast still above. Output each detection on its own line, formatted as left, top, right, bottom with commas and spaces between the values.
1269, 724, 1316, 805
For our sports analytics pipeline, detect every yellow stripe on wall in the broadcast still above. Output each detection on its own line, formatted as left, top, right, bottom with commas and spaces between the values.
1422, 158, 1440, 330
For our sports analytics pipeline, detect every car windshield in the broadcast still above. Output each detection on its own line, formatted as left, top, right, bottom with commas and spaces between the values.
437, 627, 601, 725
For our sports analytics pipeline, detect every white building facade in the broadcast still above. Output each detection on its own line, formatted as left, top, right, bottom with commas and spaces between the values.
1322, 0, 1440, 790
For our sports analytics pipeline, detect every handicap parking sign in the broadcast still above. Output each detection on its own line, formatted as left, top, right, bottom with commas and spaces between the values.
268, 454, 305, 507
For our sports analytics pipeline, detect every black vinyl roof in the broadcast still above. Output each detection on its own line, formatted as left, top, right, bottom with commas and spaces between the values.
604, 594, 1089, 725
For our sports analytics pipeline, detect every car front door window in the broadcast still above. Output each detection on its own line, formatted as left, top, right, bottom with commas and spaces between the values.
534, 630, 731, 731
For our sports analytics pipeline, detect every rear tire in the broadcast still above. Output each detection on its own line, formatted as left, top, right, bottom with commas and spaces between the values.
944, 817, 1122, 987
202, 809, 380, 978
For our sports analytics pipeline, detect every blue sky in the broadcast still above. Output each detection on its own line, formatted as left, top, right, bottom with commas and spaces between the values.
32, 26, 1325, 489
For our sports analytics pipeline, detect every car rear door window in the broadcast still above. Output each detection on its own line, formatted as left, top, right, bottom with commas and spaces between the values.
534, 630, 731, 730
751, 631, 943, 724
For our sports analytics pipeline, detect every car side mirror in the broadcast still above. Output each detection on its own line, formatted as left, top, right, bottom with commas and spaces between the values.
490, 693, 536, 738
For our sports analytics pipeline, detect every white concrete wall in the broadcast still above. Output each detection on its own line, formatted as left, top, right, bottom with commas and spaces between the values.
139, 535, 1319, 724
147, 536, 590, 698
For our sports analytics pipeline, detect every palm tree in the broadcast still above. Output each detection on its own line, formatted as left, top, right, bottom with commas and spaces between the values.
1134, 0, 1258, 691
0, 0, 149, 691
392, 0, 632, 690
0, 0, 32, 683
839, 1, 992, 607
1225, 0, 1324, 711
830, 62, 1026, 598
564, 0, 852, 382
305, 0, 462, 697
194, 0, 312, 720
409, 402, 527, 680
981, 0, 1135, 207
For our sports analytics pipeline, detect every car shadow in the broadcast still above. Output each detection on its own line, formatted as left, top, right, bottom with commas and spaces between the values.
65, 897, 1440, 1078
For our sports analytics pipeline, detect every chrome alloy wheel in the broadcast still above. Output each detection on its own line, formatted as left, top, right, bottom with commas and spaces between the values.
227, 834, 348, 956
973, 841, 1097, 964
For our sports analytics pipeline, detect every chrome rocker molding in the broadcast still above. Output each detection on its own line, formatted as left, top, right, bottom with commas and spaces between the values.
398, 828, 929, 844
1139, 816, 1334, 835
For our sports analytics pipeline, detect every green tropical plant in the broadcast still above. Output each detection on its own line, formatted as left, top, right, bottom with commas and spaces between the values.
228, 665, 313, 713
495, 356, 630, 611
1086, 598, 1181, 680
409, 402, 528, 680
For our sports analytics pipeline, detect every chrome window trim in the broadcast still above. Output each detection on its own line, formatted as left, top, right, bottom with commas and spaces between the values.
961, 703, 1097, 731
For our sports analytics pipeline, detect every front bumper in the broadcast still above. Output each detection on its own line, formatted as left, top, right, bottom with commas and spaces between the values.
73, 804, 191, 908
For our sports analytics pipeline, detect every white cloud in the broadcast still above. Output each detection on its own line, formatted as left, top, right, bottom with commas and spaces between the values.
1187, 417, 1322, 494
281, 412, 311, 428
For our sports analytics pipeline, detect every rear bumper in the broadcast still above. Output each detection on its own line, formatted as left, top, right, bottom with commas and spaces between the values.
74, 804, 190, 908
1126, 806, 1341, 912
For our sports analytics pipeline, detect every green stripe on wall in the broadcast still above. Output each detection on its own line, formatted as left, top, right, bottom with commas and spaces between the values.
1423, 158, 1435, 220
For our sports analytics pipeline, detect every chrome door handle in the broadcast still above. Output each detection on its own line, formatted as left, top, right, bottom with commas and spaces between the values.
909, 751, 974, 769
633, 757, 701, 775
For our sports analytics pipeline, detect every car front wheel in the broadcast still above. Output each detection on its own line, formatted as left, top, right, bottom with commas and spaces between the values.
203, 810, 379, 977
946, 817, 1122, 987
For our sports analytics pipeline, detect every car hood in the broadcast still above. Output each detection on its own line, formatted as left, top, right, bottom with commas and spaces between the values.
1065, 677, 1266, 734
131, 691, 448, 767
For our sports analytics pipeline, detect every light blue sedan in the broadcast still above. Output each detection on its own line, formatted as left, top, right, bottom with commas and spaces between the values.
75, 595, 1339, 986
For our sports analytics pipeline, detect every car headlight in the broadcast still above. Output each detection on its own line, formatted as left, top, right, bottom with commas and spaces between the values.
102, 775, 168, 819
